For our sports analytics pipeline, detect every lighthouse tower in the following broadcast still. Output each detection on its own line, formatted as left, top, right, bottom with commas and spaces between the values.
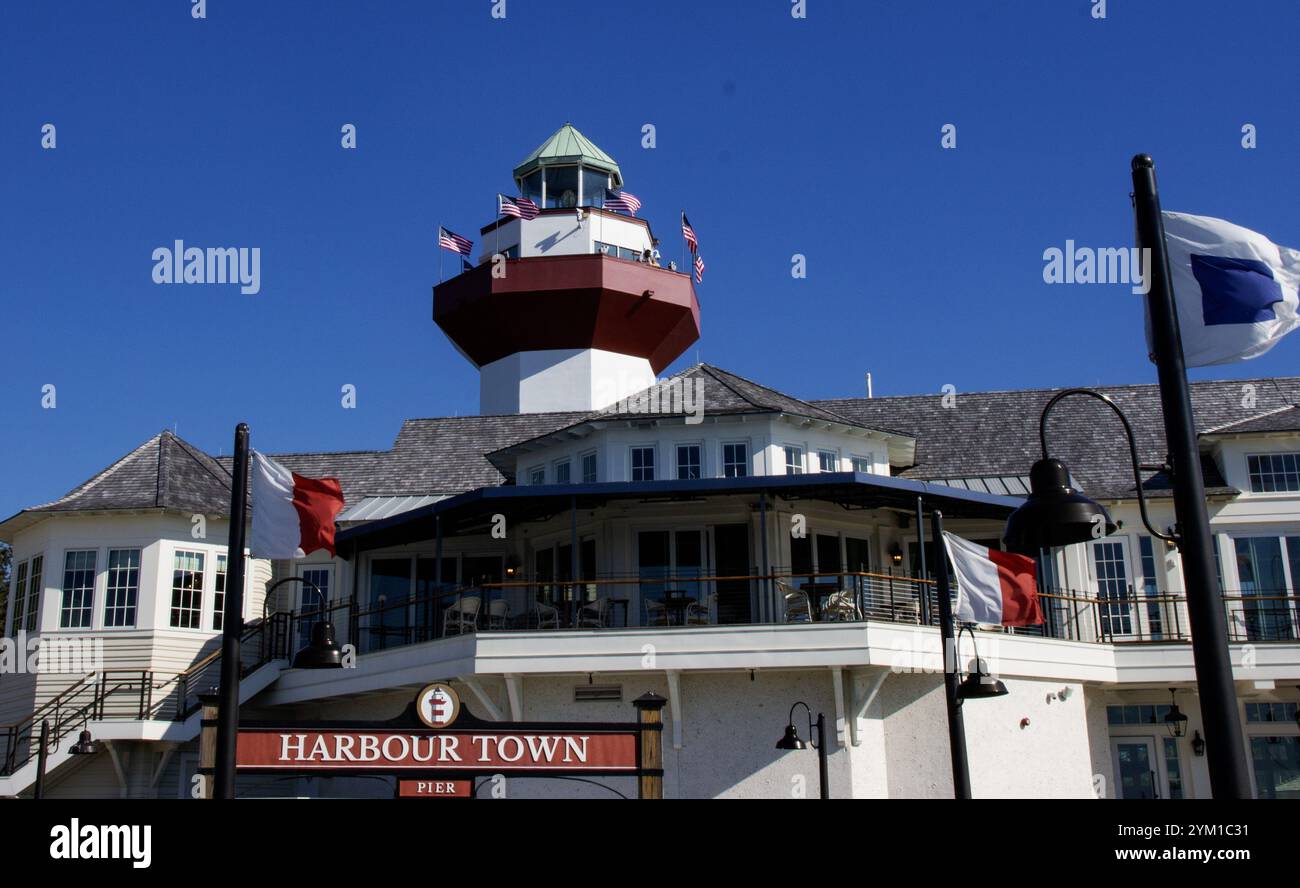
434, 124, 701, 414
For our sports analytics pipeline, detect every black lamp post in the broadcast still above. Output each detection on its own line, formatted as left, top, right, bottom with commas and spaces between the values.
265, 576, 345, 670
33, 719, 50, 800
775, 701, 829, 799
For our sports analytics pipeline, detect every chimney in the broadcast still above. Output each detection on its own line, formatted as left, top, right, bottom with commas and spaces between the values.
865, 372, 873, 399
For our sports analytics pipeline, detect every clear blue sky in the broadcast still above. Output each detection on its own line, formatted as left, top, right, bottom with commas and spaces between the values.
3, 0, 1299, 519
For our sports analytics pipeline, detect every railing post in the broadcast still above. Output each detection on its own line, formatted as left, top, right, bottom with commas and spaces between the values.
139, 671, 150, 719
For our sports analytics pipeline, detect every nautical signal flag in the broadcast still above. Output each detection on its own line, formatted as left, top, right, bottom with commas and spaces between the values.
693, 254, 705, 284
682, 213, 699, 253
498, 194, 540, 220
251, 451, 346, 559
604, 190, 641, 215
438, 226, 473, 256
1158, 211, 1300, 366
941, 532, 1043, 627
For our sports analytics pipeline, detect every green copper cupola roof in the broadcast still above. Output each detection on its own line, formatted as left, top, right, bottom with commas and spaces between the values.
513, 123, 622, 188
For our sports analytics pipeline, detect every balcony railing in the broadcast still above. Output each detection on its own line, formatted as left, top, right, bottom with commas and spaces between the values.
274, 571, 1300, 657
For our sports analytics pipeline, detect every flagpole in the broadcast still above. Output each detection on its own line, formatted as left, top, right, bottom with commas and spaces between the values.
214, 422, 250, 799
1131, 154, 1251, 799
680, 209, 685, 278
929, 509, 972, 799
438, 223, 444, 283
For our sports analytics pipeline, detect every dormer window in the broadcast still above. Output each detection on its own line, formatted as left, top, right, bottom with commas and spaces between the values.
1248, 453, 1300, 493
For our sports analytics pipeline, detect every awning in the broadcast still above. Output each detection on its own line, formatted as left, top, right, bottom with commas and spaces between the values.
334, 472, 1021, 556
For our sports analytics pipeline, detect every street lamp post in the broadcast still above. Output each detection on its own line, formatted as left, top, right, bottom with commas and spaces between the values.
775, 701, 829, 799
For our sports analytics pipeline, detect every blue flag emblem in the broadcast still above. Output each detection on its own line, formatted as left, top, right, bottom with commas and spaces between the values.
1190, 253, 1284, 326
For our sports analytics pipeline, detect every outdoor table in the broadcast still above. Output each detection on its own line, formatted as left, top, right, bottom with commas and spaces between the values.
607, 598, 630, 627
802, 582, 841, 622
662, 589, 695, 626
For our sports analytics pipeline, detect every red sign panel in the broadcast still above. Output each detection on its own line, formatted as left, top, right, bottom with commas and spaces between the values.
236, 730, 638, 772
399, 779, 471, 798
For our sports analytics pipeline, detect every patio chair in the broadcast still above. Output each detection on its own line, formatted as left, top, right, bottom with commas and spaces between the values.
645, 597, 669, 626
443, 596, 481, 636
577, 597, 610, 628
686, 592, 717, 625
486, 598, 511, 630
533, 599, 561, 630
777, 580, 812, 623
821, 588, 862, 622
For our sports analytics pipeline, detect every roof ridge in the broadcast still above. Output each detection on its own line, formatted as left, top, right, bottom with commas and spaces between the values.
164, 432, 235, 488
1201, 403, 1298, 434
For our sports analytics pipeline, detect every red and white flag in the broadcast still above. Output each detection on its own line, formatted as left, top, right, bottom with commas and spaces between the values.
251, 451, 346, 559
941, 532, 1043, 626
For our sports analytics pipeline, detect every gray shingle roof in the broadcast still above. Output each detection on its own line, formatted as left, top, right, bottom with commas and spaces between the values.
27, 431, 232, 516
814, 377, 1300, 499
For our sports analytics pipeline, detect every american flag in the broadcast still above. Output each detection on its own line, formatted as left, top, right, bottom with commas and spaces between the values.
693, 254, 705, 284
604, 189, 642, 215
498, 194, 540, 220
682, 213, 698, 253
438, 226, 473, 256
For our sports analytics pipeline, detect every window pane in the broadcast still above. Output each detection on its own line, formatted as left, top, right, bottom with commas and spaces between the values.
677, 444, 701, 480
212, 555, 228, 630
582, 452, 597, 483
104, 549, 140, 628
723, 443, 748, 478
170, 551, 205, 629
61, 550, 97, 629
1251, 736, 1300, 799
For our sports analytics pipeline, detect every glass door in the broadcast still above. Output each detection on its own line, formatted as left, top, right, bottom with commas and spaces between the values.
1111, 737, 1161, 799
1234, 537, 1292, 640
1092, 540, 1135, 639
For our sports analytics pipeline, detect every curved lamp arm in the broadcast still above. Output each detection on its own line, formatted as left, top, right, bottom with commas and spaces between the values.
264, 576, 327, 621
1039, 388, 1178, 545
788, 701, 821, 750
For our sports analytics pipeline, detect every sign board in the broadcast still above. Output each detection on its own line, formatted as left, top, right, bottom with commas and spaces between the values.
235, 682, 642, 776
398, 779, 471, 798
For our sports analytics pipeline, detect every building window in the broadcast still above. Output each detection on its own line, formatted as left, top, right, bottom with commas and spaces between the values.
212, 555, 228, 630
1163, 737, 1184, 799
1106, 704, 1174, 726
631, 446, 655, 481
528, 466, 545, 485
581, 451, 597, 483
103, 549, 140, 628
1245, 701, 1300, 723
299, 566, 332, 640
784, 445, 805, 475
1137, 536, 1163, 640
1250, 736, 1300, 799
677, 444, 701, 480
817, 450, 837, 472
722, 442, 748, 478
60, 550, 97, 629
851, 455, 872, 473
171, 550, 205, 629
1247, 453, 1300, 493
11, 557, 42, 634
554, 460, 571, 484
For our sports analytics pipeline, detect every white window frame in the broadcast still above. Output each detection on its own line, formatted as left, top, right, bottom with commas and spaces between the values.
630, 445, 656, 482
676, 442, 703, 480
1245, 452, 1300, 494
553, 459, 572, 484
783, 444, 805, 476
59, 549, 99, 630
528, 465, 545, 486
581, 449, 598, 484
169, 548, 207, 631
850, 454, 873, 474
10, 554, 43, 635
721, 441, 749, 478
102, 547, 142, 629
817, 449, 838, 473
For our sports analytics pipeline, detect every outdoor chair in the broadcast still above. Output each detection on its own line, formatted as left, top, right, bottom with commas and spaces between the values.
486, 598, 511, 630
821, 588, 862, 622
577, 597, 610, 628
686, 592, 717, 625
777, 580, 812, 623
443, 595, 481, 636
533, 599, 561, 630
645, 598, 669, 626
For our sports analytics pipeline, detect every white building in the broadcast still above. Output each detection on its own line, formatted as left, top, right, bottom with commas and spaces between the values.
2, 125, 1298, 799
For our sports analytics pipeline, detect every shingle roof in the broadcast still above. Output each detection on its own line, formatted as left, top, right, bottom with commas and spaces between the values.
26, 431, 232, 516
1201, 404, 1300, 436
814, 377, 1300, 499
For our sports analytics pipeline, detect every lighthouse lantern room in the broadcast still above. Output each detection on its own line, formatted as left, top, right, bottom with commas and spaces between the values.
434, 124, 701, 415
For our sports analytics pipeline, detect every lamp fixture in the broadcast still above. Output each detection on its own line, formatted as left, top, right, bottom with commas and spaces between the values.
1164, 688, 1189, 738
888, 543, 903, 566
955, 626, 1008, 701
1191, 731, 1206, 757
774, 701, 829, 799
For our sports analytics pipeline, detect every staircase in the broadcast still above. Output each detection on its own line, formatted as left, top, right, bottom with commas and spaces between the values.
0, 613, 292, 796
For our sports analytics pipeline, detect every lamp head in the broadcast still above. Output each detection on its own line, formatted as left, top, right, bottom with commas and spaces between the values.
957, 672, 1009, 700
1004, 458, 1116, 555
68, 729, 99, 756
292, 620, 344, 669
775, 723, 806, 750
1164, 689, 1189, 738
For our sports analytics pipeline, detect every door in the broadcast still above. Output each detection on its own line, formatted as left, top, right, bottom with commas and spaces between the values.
1233, 537, 1292, 640
1092, 539, 1136, 639
1111, 737, 1161, 799
713, 524, 751, 624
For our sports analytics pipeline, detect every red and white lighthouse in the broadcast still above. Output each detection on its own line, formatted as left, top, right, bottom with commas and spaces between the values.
434, 124, 701, 414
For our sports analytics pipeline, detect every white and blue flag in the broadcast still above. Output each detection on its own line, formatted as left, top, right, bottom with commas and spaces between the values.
1155, 212, 1300, 367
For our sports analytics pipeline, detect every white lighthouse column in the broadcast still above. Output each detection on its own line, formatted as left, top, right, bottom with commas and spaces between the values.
479, 348, 656, 414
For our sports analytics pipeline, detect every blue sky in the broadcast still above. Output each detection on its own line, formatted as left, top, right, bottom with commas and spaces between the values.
2, 0, 1299, 518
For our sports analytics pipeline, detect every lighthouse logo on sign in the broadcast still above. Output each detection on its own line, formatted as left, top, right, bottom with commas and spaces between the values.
417, 683, 461, 728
